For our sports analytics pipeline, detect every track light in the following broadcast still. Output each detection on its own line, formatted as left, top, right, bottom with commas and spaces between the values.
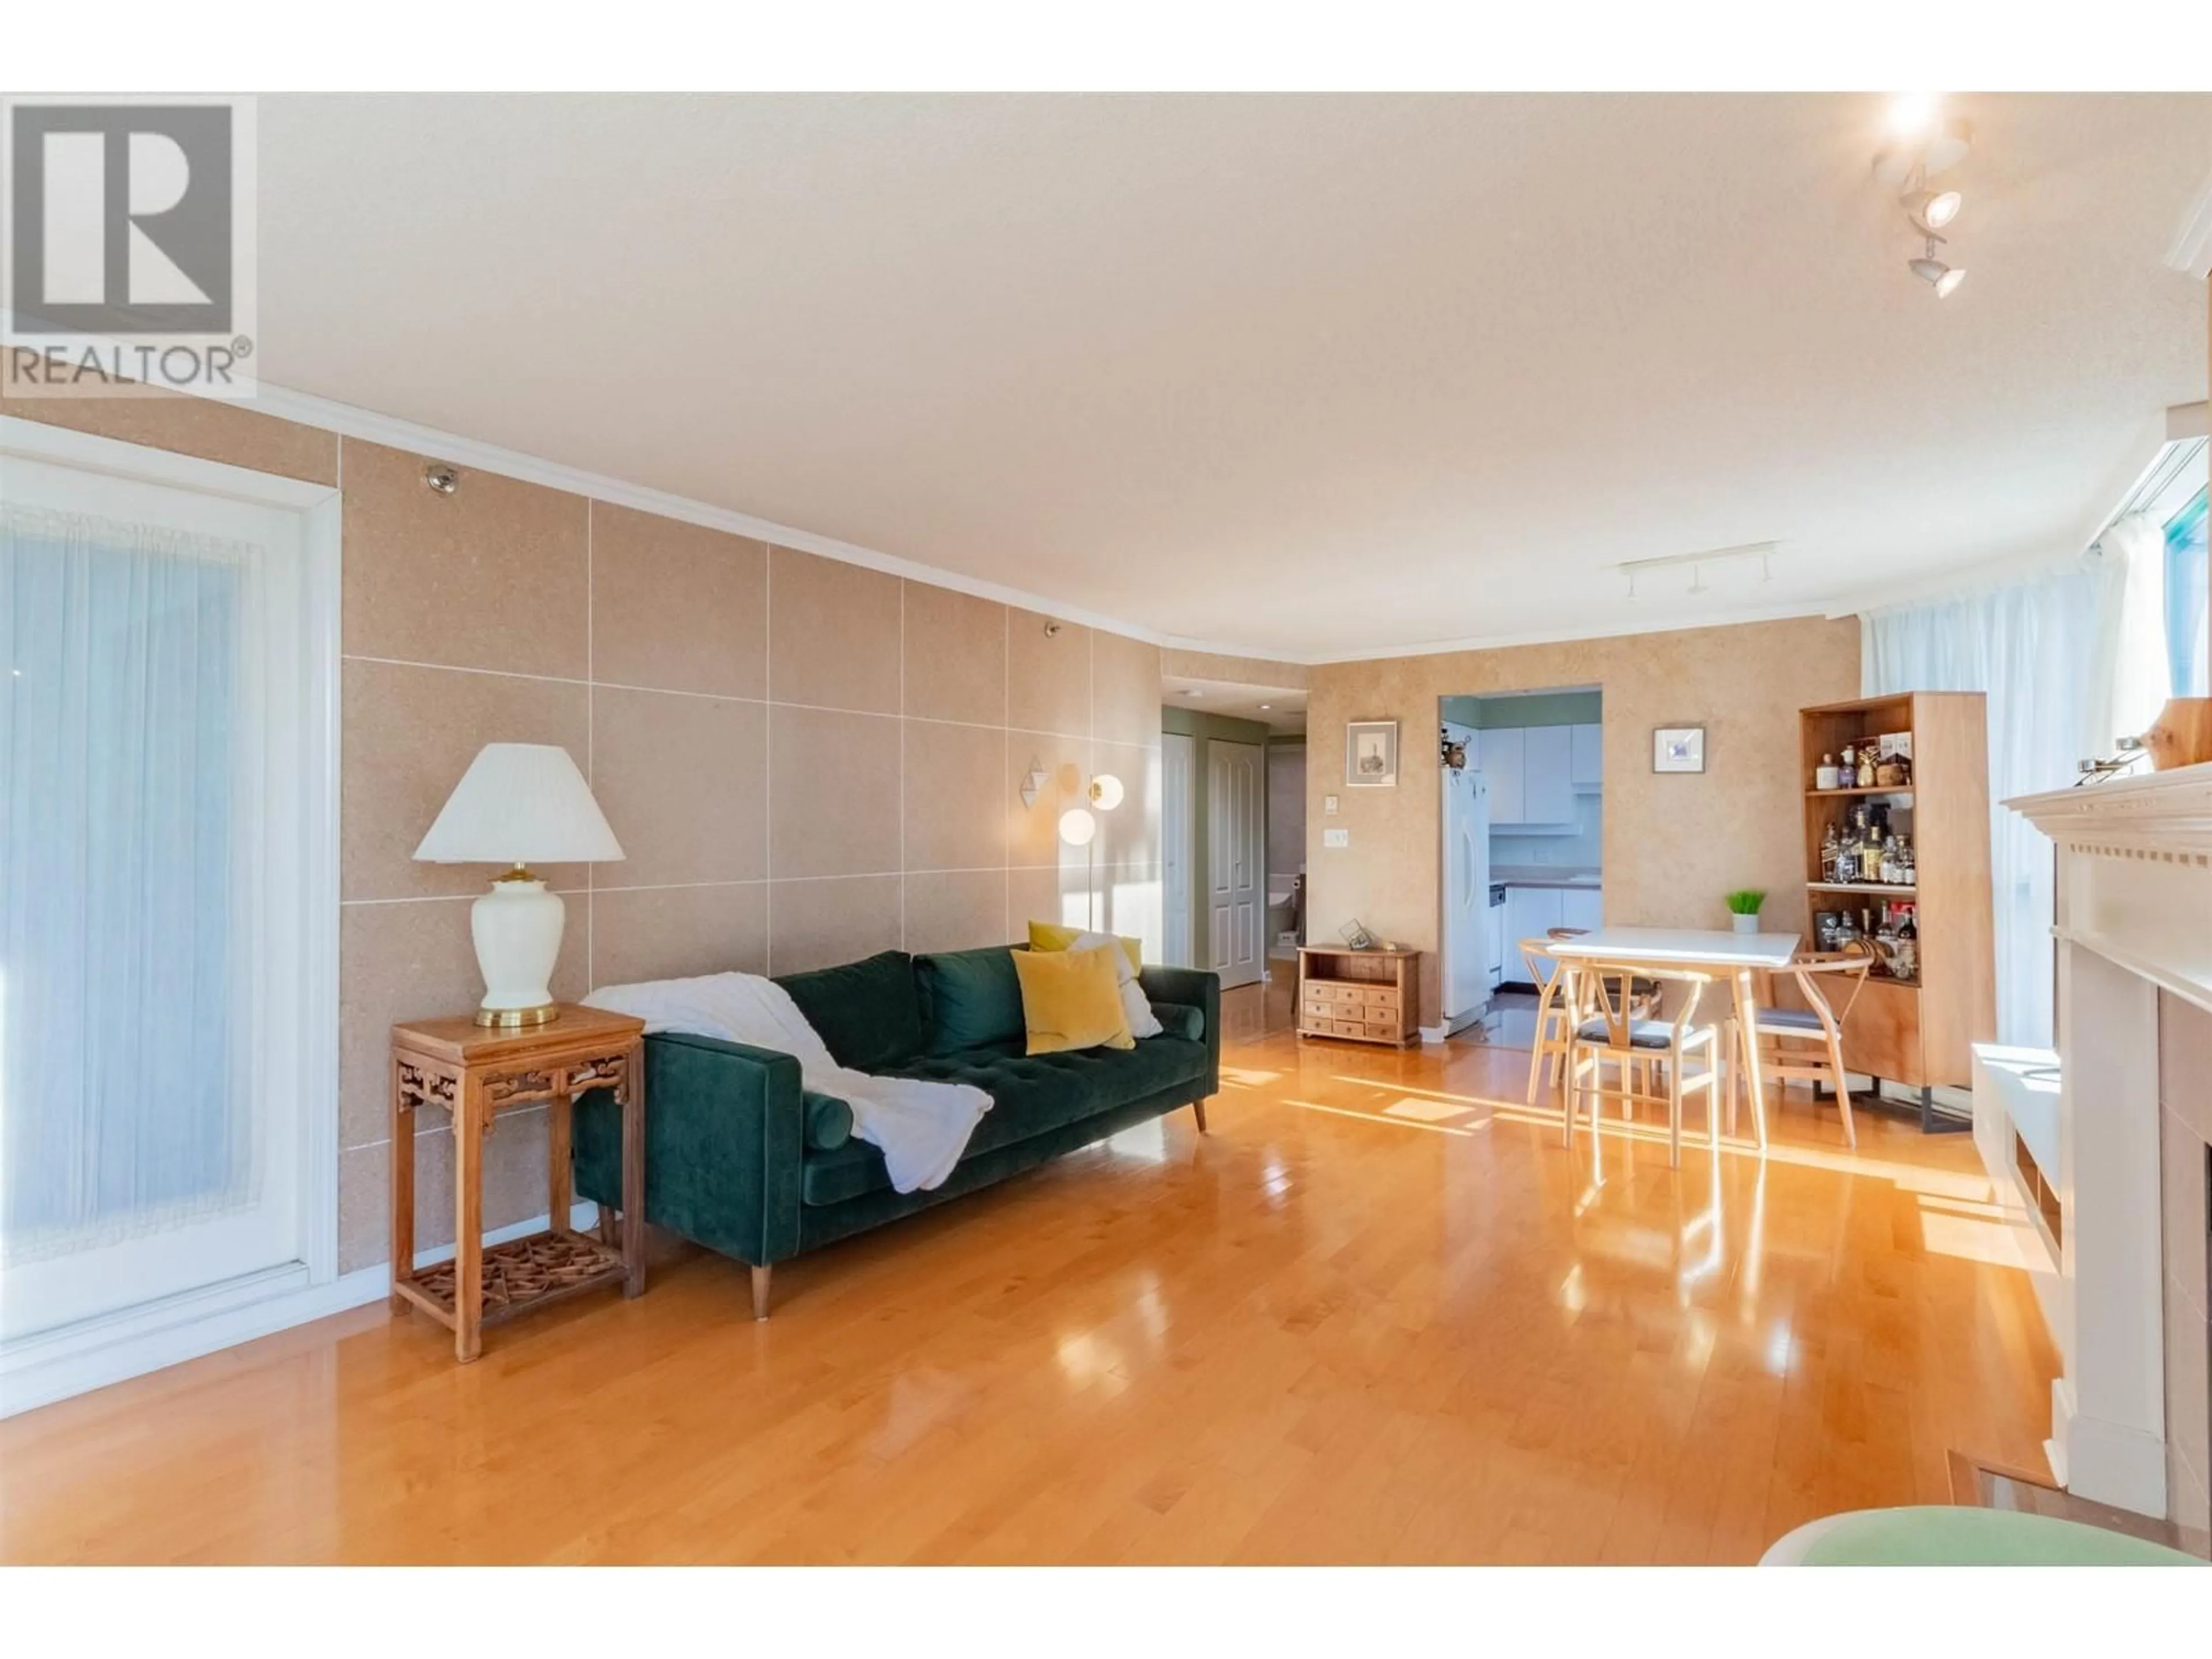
1909, 240, 1964, 298
1902, 187, 1961, 230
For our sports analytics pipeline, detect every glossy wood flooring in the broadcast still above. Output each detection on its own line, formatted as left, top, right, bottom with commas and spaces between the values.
0, 981, 2059, 1563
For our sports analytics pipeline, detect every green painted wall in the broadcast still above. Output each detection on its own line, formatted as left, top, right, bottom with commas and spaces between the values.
1440, 689, 1602, 730
1161, 706, 1272, 968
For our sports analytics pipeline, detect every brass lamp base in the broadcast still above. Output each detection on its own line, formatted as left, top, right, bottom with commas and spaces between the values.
475, 1003, 560, 1029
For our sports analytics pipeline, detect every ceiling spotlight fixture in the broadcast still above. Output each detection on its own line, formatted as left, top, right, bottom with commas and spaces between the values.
1874, 109, 1974, 299
1909, 236, 1965, 298
1902, 186, 1962, 230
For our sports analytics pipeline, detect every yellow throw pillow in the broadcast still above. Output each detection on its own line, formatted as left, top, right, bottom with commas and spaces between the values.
1011, 944, 1135, 1055
1027, 919, 1143, 975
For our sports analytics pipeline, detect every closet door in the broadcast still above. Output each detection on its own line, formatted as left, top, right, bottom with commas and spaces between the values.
1207, 740, 1264, 988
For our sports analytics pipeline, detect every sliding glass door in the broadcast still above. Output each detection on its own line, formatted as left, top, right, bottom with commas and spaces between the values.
1, 448, 326, 1340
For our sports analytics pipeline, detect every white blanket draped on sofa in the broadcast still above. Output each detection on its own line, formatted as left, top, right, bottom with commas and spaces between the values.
584, 972, 991, 1193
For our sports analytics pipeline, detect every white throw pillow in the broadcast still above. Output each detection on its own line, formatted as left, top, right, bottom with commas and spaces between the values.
1067, 930, 1162, 1039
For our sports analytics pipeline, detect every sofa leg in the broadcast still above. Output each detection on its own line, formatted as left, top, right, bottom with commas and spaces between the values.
749, 1264, 772, 1322
1192, 1097, 1210, 1134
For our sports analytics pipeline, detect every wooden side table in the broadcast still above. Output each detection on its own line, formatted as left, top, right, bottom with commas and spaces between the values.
388, 1004, 646, 1362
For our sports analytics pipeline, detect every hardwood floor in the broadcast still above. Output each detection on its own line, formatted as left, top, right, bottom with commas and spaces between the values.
0, 980, 2058, 1564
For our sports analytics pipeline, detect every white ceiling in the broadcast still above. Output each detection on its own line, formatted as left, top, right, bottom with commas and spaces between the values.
1162, 676, 1308, 733
256, 93, 2210, 661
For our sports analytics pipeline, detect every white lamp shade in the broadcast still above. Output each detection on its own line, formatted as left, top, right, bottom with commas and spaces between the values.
1057, 806, 1097, 847
1088, 773, 1124, 810
414, 743, 624, 865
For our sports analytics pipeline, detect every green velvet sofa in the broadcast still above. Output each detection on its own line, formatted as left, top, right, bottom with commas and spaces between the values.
573, 945, 1219, 1319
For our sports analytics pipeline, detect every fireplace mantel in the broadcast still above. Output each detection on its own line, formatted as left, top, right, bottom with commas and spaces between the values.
2006, 759, 2212, 1538
2009, 760, 2212, 1017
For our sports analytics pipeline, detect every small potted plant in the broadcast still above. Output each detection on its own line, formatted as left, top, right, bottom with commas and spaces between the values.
1725, 889, 1766, 935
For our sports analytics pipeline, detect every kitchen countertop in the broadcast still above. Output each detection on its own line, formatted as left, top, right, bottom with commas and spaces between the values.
1491, 866, 1602, 889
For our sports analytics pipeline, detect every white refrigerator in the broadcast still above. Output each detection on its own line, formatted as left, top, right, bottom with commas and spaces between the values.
1438, 723, 1494, 1033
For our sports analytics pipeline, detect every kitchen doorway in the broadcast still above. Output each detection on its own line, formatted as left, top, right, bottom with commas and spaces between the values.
1437, 686, 1603, 1048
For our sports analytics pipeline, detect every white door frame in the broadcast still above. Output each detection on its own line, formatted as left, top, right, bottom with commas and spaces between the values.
1161, 731, 1194, 968
0, 415, 340, 1406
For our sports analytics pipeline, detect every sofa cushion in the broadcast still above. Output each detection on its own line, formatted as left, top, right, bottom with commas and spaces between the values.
1011, 942, 1134, 1054
798, 1035, 1210, 1207
802, 1090, 853, 1152
915, 946, 1025, 1055
774, 949, 922, 1072
1150, 1002, 1204, 1043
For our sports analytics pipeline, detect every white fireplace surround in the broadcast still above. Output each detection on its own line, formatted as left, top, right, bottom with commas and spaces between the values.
2006, 759, 2212, 1533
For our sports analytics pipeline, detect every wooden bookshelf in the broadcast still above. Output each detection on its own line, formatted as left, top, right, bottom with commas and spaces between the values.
1795, 692, 1996, 1112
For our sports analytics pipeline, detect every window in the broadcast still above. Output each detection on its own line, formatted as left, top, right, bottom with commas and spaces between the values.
1, 421, 337, 1350
2167, 484, 2209, 698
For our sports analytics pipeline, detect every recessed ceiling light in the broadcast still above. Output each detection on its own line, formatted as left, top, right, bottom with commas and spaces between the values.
1259, 703, 1272, 710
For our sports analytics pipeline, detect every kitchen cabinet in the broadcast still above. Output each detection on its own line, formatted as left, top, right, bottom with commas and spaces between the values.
1482, 726, 1525, 824
1570, 722, 1603, 789
1485, 893, 1506, 986
1557, 887, 1603, 933
1522, 725, 1575, 825
1482, 724, 1581, 827
1501, 885, 1561, 957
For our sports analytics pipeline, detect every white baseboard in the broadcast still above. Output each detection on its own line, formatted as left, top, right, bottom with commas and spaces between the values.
0, 1200, 598, 1419
2051, 1378, 2169, 1518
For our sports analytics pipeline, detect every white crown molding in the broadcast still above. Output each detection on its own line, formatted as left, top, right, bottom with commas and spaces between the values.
2166, 166, 2212, 281
241, 379, 1188, 647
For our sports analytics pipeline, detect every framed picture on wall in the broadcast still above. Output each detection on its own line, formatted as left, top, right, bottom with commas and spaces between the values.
1346, 720, 1399, 787
1653, 725, 1706, 773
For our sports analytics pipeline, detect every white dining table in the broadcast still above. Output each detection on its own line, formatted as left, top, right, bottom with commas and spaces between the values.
1543, 926, 1801, 1147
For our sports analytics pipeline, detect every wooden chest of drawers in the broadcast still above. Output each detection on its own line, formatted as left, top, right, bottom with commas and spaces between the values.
1296, 946, 1421, 1047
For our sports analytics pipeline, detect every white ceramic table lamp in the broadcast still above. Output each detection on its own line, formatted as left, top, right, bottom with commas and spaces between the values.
413, 743, 624, 1027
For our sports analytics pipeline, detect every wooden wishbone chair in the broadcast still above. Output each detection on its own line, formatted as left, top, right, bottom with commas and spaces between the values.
1520, 936, 1578, 1110
1565, 960, 1726, 1168
1747, 950, 1873, 1149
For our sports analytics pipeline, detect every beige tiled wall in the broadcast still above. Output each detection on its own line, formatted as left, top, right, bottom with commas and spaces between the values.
2, 390, 1162, 1278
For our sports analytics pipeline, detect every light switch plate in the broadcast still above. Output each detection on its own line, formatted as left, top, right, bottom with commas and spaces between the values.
1324, 794, 1339, 815
1323, 828, 1350, 849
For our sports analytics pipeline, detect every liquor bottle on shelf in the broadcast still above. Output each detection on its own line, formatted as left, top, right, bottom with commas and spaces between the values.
1896, 833, 1915, 887
1840, 743, 1857, 785
1816, 753, 1840, 791
1861, 824, 1885, 884
1893, 906, 1918, 982
1820, 821, 1842, 882
1875, 904, 1899, 973
1878, 832, 1899, 886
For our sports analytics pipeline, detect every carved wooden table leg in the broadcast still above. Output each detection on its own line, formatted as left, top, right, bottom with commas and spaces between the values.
548, 1079, 573, 1239
389, 1056, 416, 1313
621, 1037, 646, 1298
453, 1075, 486, 1363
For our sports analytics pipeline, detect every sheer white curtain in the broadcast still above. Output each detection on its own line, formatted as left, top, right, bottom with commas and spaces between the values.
1, 501, 264, 1270
1861, 566, 2099, 1049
